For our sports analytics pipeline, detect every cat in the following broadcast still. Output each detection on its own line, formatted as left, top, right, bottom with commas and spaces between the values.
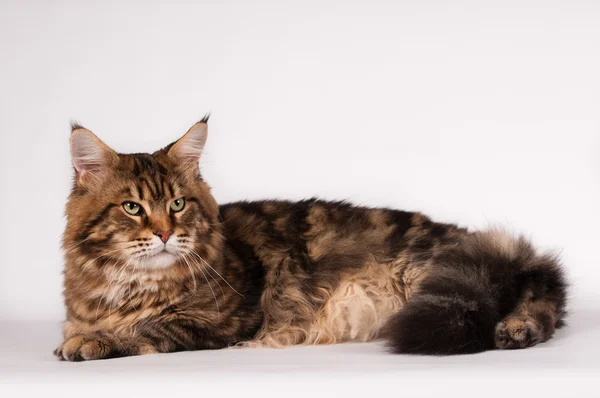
55, 117, 567, 361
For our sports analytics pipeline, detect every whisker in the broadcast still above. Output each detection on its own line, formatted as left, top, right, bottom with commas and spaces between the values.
65, 238, 142, 254
190, 255, 220, 322
187, 252, 225, 298
189, 249, 244, 298
63, 236, 94, 253
181, 253, 198, 298
82, 245, 139, 270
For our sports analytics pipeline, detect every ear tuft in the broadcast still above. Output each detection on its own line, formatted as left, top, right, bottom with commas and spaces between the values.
70, 119, 85, 132
199, 113, 210, 123
167, 121, 208, 171
70, 127, 117, 187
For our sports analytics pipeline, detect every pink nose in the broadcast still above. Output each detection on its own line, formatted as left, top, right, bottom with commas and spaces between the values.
154, 230, 173, 243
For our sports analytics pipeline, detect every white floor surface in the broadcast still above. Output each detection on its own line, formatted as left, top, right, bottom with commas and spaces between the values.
1, 302, 598, 398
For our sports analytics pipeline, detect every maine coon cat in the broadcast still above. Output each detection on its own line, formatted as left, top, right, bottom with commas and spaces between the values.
55, 117, 567, 361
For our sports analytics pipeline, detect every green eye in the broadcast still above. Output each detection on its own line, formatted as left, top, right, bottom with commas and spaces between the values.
170, 198, 185, 212
123, 201, 142, 216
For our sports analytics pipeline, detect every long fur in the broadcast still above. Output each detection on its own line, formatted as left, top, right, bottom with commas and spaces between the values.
57, 119, 569, 361
386, 230, 568, 355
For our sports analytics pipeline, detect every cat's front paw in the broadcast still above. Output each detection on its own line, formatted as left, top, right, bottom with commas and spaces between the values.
54, 334, 113, 361
494, 316, 542, 349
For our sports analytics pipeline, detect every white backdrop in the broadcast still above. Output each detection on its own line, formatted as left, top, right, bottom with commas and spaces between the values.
0, 0, 598, 322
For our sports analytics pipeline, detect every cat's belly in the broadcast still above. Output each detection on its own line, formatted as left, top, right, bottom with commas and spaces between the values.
245, 261, 410, 348
313, 264, 405, 343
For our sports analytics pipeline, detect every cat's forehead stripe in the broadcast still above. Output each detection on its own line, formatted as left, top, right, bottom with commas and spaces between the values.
134, 171, 176, 202
125, 154, 181, 201
134, 183, 144, 200
163, 180, 174, 198
140, 176, 157, 199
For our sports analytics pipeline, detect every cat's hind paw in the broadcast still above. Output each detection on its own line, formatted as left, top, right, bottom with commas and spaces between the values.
494, 316, 542, 349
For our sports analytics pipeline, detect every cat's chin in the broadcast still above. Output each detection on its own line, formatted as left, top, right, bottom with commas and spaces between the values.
131, 251, 178, 270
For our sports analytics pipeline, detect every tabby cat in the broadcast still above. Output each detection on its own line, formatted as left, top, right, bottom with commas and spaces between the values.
55, 117, 567, 361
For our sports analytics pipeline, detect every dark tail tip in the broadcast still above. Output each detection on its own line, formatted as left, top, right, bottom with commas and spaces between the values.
386, 293, 496, 355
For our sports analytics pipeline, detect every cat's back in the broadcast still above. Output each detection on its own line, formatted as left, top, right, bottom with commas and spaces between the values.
218, 198, 462, 266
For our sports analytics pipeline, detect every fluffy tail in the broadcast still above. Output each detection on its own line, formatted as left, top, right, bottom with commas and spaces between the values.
387, 230, 567, 355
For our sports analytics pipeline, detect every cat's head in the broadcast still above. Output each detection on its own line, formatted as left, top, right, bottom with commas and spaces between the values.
63, 117, 223, 273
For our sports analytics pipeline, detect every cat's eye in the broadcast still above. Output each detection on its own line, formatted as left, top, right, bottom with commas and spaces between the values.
123, 201, 142, 216
170, 198, 185, 213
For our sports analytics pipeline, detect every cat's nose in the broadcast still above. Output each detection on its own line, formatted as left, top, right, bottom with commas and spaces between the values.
154, 230, 173, 243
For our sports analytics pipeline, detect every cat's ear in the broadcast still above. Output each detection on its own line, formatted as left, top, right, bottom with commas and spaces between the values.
167, 120, 208, 174
70, 124, 119, 187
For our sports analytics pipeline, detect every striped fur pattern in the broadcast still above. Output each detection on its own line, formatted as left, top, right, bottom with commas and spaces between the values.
55, 119, 568, 361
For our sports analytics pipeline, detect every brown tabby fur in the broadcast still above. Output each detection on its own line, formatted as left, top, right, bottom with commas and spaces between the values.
55, 119, 567, 360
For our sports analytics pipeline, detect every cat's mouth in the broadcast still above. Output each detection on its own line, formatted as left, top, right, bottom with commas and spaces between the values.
132, 245, 179, 270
